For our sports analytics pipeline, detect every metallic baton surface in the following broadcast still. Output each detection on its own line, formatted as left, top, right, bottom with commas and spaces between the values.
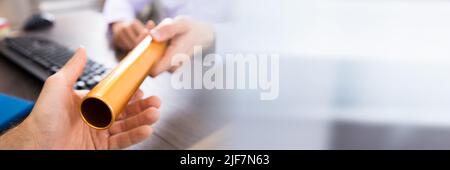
80, 35, 167, 129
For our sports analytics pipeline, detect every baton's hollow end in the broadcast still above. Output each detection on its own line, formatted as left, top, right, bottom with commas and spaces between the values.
80, 97, 114, 129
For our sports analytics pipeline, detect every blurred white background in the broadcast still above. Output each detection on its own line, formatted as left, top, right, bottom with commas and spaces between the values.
220, 0, 450, 63
4, 0, 450, 61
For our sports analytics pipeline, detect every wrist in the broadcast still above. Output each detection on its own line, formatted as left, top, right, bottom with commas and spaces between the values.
0, 116, 39, 149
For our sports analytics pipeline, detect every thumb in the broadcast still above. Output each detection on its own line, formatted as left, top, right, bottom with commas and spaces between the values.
59, 47, 87, 85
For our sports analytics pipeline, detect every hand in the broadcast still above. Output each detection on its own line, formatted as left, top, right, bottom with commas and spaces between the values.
112, 19, 156, 51
149, 16, 215, 77
0, 48, 161, 150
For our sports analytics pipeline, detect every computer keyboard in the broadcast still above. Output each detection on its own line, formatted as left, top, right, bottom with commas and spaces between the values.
0, 36, 109, 90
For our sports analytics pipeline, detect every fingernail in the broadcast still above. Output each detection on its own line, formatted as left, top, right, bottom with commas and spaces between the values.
150, 30, 161, 40
78, 45, 86, 51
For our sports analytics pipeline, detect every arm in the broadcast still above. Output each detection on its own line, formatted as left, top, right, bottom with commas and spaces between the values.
104, 0, 155, 51
0, 122, 38, 149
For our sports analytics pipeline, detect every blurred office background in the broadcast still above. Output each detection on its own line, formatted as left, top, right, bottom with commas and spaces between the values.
3, 0, 450, 149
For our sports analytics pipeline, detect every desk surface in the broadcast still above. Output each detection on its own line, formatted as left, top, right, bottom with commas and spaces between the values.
3, 10, 450, 149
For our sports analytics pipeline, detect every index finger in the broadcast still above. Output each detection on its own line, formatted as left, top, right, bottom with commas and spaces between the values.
120, 96, 161, 120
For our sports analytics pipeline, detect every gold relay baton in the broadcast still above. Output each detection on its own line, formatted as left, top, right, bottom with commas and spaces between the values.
80, 35, 167, 129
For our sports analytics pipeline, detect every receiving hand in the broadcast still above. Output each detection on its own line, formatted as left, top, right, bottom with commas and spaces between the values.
0, 48, 161, 150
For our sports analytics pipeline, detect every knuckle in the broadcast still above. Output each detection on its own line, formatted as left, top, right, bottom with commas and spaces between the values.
160, 24, 175, 34
148, 69, 159, 77
45, 73, 63, 84
146, 108, 160, 122
149, 96, 161, 105
138, 126, 152, 137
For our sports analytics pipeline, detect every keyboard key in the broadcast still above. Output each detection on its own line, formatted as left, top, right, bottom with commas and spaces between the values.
50, 66, 59, 73
86, 79, 96, 87
94, 68, 105, 75
80, 75, 90, 82
75, 81, 86, 89
93, 75, 103, 82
